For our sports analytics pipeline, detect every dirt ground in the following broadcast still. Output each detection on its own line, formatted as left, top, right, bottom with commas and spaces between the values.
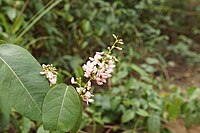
166, 64, 200, 133
168, 64, 200, 88
166, 119, 200, 133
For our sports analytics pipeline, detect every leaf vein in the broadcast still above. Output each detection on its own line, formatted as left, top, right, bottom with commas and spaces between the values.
0, 56, 41, 113
57, 86, 69, 128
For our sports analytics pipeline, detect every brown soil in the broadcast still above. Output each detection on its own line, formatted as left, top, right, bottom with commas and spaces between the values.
166, 119, 200, 133
168, 64, 200, 88
166, 64, 200, 133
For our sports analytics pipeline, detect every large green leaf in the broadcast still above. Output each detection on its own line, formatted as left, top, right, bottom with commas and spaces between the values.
136, 109, 149, 117
70, 110, 82, 133
42, 84, 82, 132
121, 109, 135, 123
0, 94, 10, 130
21, 117, 32, 133
147, 115, 160, 133
0, 44, 50, 121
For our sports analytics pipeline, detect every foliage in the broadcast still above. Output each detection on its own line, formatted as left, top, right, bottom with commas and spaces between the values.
42, 84, 82, 132
0, 44, 82, 132
0, 0, 200, 132
81, 63, 200, 132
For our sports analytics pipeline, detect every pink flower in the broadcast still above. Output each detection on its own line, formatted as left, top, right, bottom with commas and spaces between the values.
40, 64, 58, 86
82, 51, 116, 85
82, 61, 96, 78
49, 75, 57, 86
94, 53, 103, 61
74, 35, 123, 105
82, 91, 94, 105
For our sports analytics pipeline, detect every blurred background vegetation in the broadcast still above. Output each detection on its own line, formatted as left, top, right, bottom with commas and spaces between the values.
1, 0, 200, 133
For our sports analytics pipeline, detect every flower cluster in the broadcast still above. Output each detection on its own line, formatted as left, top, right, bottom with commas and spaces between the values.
40, 64, 58, 86
82, 52, 117, 85
71, 34, 123, 105
71, 78, 94, 105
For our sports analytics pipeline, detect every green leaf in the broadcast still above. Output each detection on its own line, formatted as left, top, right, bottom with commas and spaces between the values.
0, 44, 50, 121
81, 20, 91, 33
21, 117, 32, 133
168, 97, 182, 120
12, 16, 24, 34
149, 102, 161, 110
37, 125, 49, 133
131, 64, 148, 76
101, 95, 111, 110
42, 84, 82, 132
131, 64, 155, 84
7, 8, 17, 21
185, 113, 198, 128
136, 109, 149, 117
146, 57, 159, 64
147, 115, 160, 133
111, 96, 121, 111
121, 109, 135, 123
0, 15, 10, 33
0, 94, 10, 130
70, 110, 82, 133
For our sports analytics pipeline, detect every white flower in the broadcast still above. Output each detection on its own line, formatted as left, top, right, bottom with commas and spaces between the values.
82, 61, 93, 77
115, 47, 123, 50
87, 81, 91, 90
76, 87, 81, 94
86, 99, 94, 104
76, 87, 86, 94
71, 77, 76, 84
106, 68, 113, 73
112, 34, 117, 39
96, 81, 103, 85
42, 64, 46, 68
40, 64, 58, 86
94, 53, 102, 62
82, 91, 94, 105
46, 71, 54, 79
40, 71, 46, 75
49, 75, 57, 86
96, 52, 104, 55
76, 35, 123, 105
82, 51, 116, 85
85, 91, 93, 97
